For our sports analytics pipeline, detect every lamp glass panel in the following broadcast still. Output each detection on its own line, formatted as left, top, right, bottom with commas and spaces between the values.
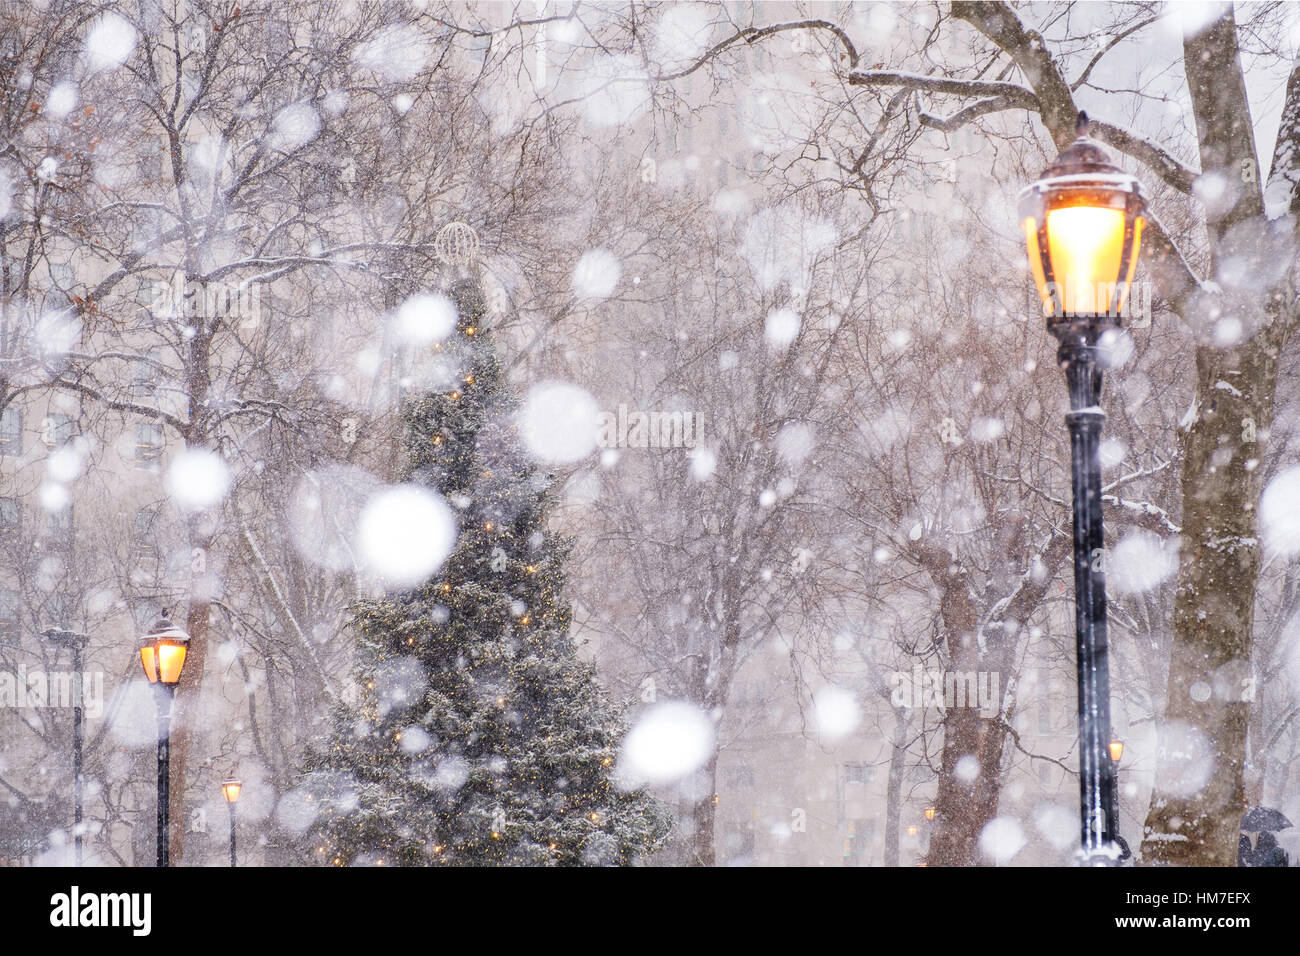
1045, 205, 1125, 315
140, 646, 159, 683
157, 641, 187, 684
1022, 217, 1053, 315
1115, 216, 1144, 315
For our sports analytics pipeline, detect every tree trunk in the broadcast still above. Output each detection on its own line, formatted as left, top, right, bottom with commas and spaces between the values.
1139, 8, 1296, 865
1140, 339, 1279, 864
688, 751, 719, 866
914, 544, 1008, 866
884, 709, 909, 866
926, 711, 1009, 866
166, 597, 210, 866
914, 537, 1068, 865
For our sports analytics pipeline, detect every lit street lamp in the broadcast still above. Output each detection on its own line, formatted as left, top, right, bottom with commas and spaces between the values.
221, 780, 242, 867
138, 611, 190, 868
42, 626, 88, 866
1109, 738, 1124, 764
1019, 111, 1146, 864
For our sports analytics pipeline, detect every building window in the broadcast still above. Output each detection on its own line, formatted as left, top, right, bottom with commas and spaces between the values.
46, 508, 72, 547
135, 277, 159, 309
133, 506, 160, 557
724, 766, 755, 790
135, 422, 164, 463
132, 357, 159, 401
44, 591, 75, 628
468, 31, 490, 63
844, 762, 873, 786
1038, 763, 1053, 787
41, 413, 76, 449
846, 819, 876, 865
48, 259, 77, 298
0, 406, 21, 456
138, 134, 168, 185
1038, 698, 1053, 735
0, 497, 18, 535
0, 588, 19, 646
735, 823, 755, 857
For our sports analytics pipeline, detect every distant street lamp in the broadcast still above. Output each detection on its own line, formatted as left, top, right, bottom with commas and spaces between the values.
1109, 739, 1124, 764
42, 626, 88, 866
1019, 111, 1146, 864
924, 806, 937, 822
138, 611, 190, 868
221, 780, 242, 867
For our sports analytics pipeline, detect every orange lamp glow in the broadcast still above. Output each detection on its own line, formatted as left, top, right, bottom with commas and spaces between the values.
139, 613, 190, 686
1109, 739, 1124, 763
1018, 114, 1146, 322
222, 780, 243, 803
924, 806, 937, 821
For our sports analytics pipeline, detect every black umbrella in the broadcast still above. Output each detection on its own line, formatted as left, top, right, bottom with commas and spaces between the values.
1242, 806, 1293, 832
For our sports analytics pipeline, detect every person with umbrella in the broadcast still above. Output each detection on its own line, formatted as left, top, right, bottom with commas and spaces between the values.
1239, 807, 1293, 867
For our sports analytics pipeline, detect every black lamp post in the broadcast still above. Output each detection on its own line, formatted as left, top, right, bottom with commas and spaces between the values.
221, 780, 242, 867
138, 611, 190, 868
42, 626, 88, 866
1018, 111, 1146, 864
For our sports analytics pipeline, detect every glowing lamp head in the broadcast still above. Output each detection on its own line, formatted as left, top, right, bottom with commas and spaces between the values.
139, 612, 190, 686
1109, 739, 1124, 763
1017, 112, 1146, 322
222, 780, 243, 803
924, 806, 937, 821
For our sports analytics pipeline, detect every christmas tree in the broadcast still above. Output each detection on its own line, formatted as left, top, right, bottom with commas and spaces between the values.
302, 276, 669, 866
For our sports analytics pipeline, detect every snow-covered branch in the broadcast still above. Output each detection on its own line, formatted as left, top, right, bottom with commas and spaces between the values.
918, 95, 1031, 132
1102, 495, 1182, 535
50, 375, 188, 432
1090, 119, 1197, 194
848, 68, 1039, 112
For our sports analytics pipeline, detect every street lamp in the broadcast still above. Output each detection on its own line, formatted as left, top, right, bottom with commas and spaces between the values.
138, 611, 190, 868
42, 626, 88, 866
924, 806, 937, 822
1109, 738, 1124, 763
221, 780, 242, 867
1019, 111, 1146, 864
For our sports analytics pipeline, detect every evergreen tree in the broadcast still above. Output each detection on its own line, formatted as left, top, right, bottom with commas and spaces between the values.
302, 276, 669, 866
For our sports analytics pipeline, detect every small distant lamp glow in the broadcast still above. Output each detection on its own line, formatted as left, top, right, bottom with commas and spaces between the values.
222, 780, 243, 803
924, 806, 937, 821
906, 825, 919, 837
1109, 739, 1124, 763
1018, 112, 1146, 320
139, 613, 190, 686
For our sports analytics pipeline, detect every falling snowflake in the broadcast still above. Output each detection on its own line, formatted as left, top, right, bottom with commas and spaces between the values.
518, 381, 599, 464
